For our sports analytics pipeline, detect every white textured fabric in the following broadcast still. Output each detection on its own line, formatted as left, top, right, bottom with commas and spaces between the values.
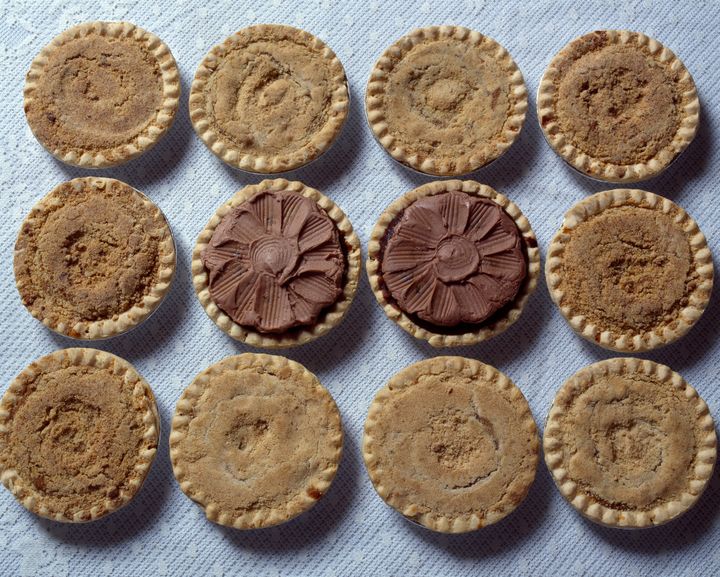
1, 1, 719, 575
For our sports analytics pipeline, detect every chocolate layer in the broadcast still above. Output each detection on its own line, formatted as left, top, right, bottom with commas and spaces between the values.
202, 190, 346, 334
379, 191, 527, 331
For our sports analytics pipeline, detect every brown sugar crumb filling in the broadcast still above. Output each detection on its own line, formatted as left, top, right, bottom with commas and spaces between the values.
25, 35, 163, 153
15, 180, 166, 328
556, 373, 699, 510
175, 364, 338, 516
382, 38, 512, 162
370, 372, 536, 520
554, 33, 682, 165
559, 206, 694, 334
206, 34, 334, 157
2, 363, 151, 519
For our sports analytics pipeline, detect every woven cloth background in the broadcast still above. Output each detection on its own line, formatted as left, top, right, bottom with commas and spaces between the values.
1, 1, 719, 575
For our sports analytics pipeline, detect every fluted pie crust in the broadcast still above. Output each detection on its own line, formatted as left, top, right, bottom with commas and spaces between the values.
192, 179, 361, 348
367, 180, 539, 347
169, 353, 343, 529
14, 177, 176, 340
24, 21, 180, 168
537, 30, 699, 182
189, 24, 349, 173
0, 348, 160, 522
363, 356, 538, 533
544, 358, 716, 528
366, 26, 527, 176
546, 189, 713, 352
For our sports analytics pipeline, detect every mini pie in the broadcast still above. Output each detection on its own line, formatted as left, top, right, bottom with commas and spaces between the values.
546, 189, 713, 352
193, 179, 361, 348
190, 24, 349, 173
0, 348, 160, 522
366, 26, 527, 176
24, 21, 180, 168
537, 30, 699, 182
544, 358, 717, 528
14, 177, 176, 339
170, 353, 343, 529
363, 356, 538, 533
367, 180, 539, 347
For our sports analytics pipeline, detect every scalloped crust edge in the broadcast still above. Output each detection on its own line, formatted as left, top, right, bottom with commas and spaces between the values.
13, 177, 177, 340
192, 178, 361, 348
537, 30, 699, 183
543, 357, 717, 528
365, 25, 527, 176
169, 353, 343, 529
362, 356, 538, 533
0, 348, 160, 522
367, 179, 540, 347
23, 21, 180, 168
189, 24, 349, 173
545, 189, 713, 352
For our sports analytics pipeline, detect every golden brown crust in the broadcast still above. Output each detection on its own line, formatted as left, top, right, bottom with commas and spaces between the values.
537, 30, 699, 182
546, 189, 713, 352
0, 348, 159, 522
363, 356, 538, 533
189, 24, 349, 173
367, 180, 539, 347
24, 21, 180, 168
192, 179, 361, 348
543, 358, 716, 528
366, 26, 527, 176
14, 177, 176, 340
169, 353, 343, 529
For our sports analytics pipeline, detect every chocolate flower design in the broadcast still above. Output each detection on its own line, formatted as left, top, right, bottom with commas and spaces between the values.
202, 191, 345, 333
382, 191, 526, 326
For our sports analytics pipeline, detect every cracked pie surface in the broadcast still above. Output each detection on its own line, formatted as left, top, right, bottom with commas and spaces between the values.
537, 30, 699, 182
24, 21, 180, 168
0, 348, 160, 522
362, 357, 538, 533
14, 177, 176, 339
190, 24, 349, 173
544, 358, 717, 528
366, 26, 527, 176
546, 189, 713, 352
170, 353, 343, 529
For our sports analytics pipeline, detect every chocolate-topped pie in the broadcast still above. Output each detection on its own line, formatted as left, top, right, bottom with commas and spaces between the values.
367, 180, 539, 347
192, 179, 361, 348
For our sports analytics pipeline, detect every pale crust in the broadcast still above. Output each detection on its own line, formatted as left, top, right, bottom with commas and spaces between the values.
543, 358, 717, 528
0, 348, 160, 522
24, 21, 180, 168
367, 180, 539, 347
546, 189, 713, 352
537, 30, 699, 183
363, 356, 538, 533
169, 353, 343, 529
189, 24, 349, 173
192, 179, 361, 348
14, 177, 177, 340
365, 26, 527, 176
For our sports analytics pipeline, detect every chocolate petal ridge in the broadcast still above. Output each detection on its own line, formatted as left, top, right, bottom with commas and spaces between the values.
441, 191, 471, 235
466, 202, 500, 241
281, 193, 313, 238
382, 238, 434, 274
298, 213, 336, 253
249, 191, 283, 235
